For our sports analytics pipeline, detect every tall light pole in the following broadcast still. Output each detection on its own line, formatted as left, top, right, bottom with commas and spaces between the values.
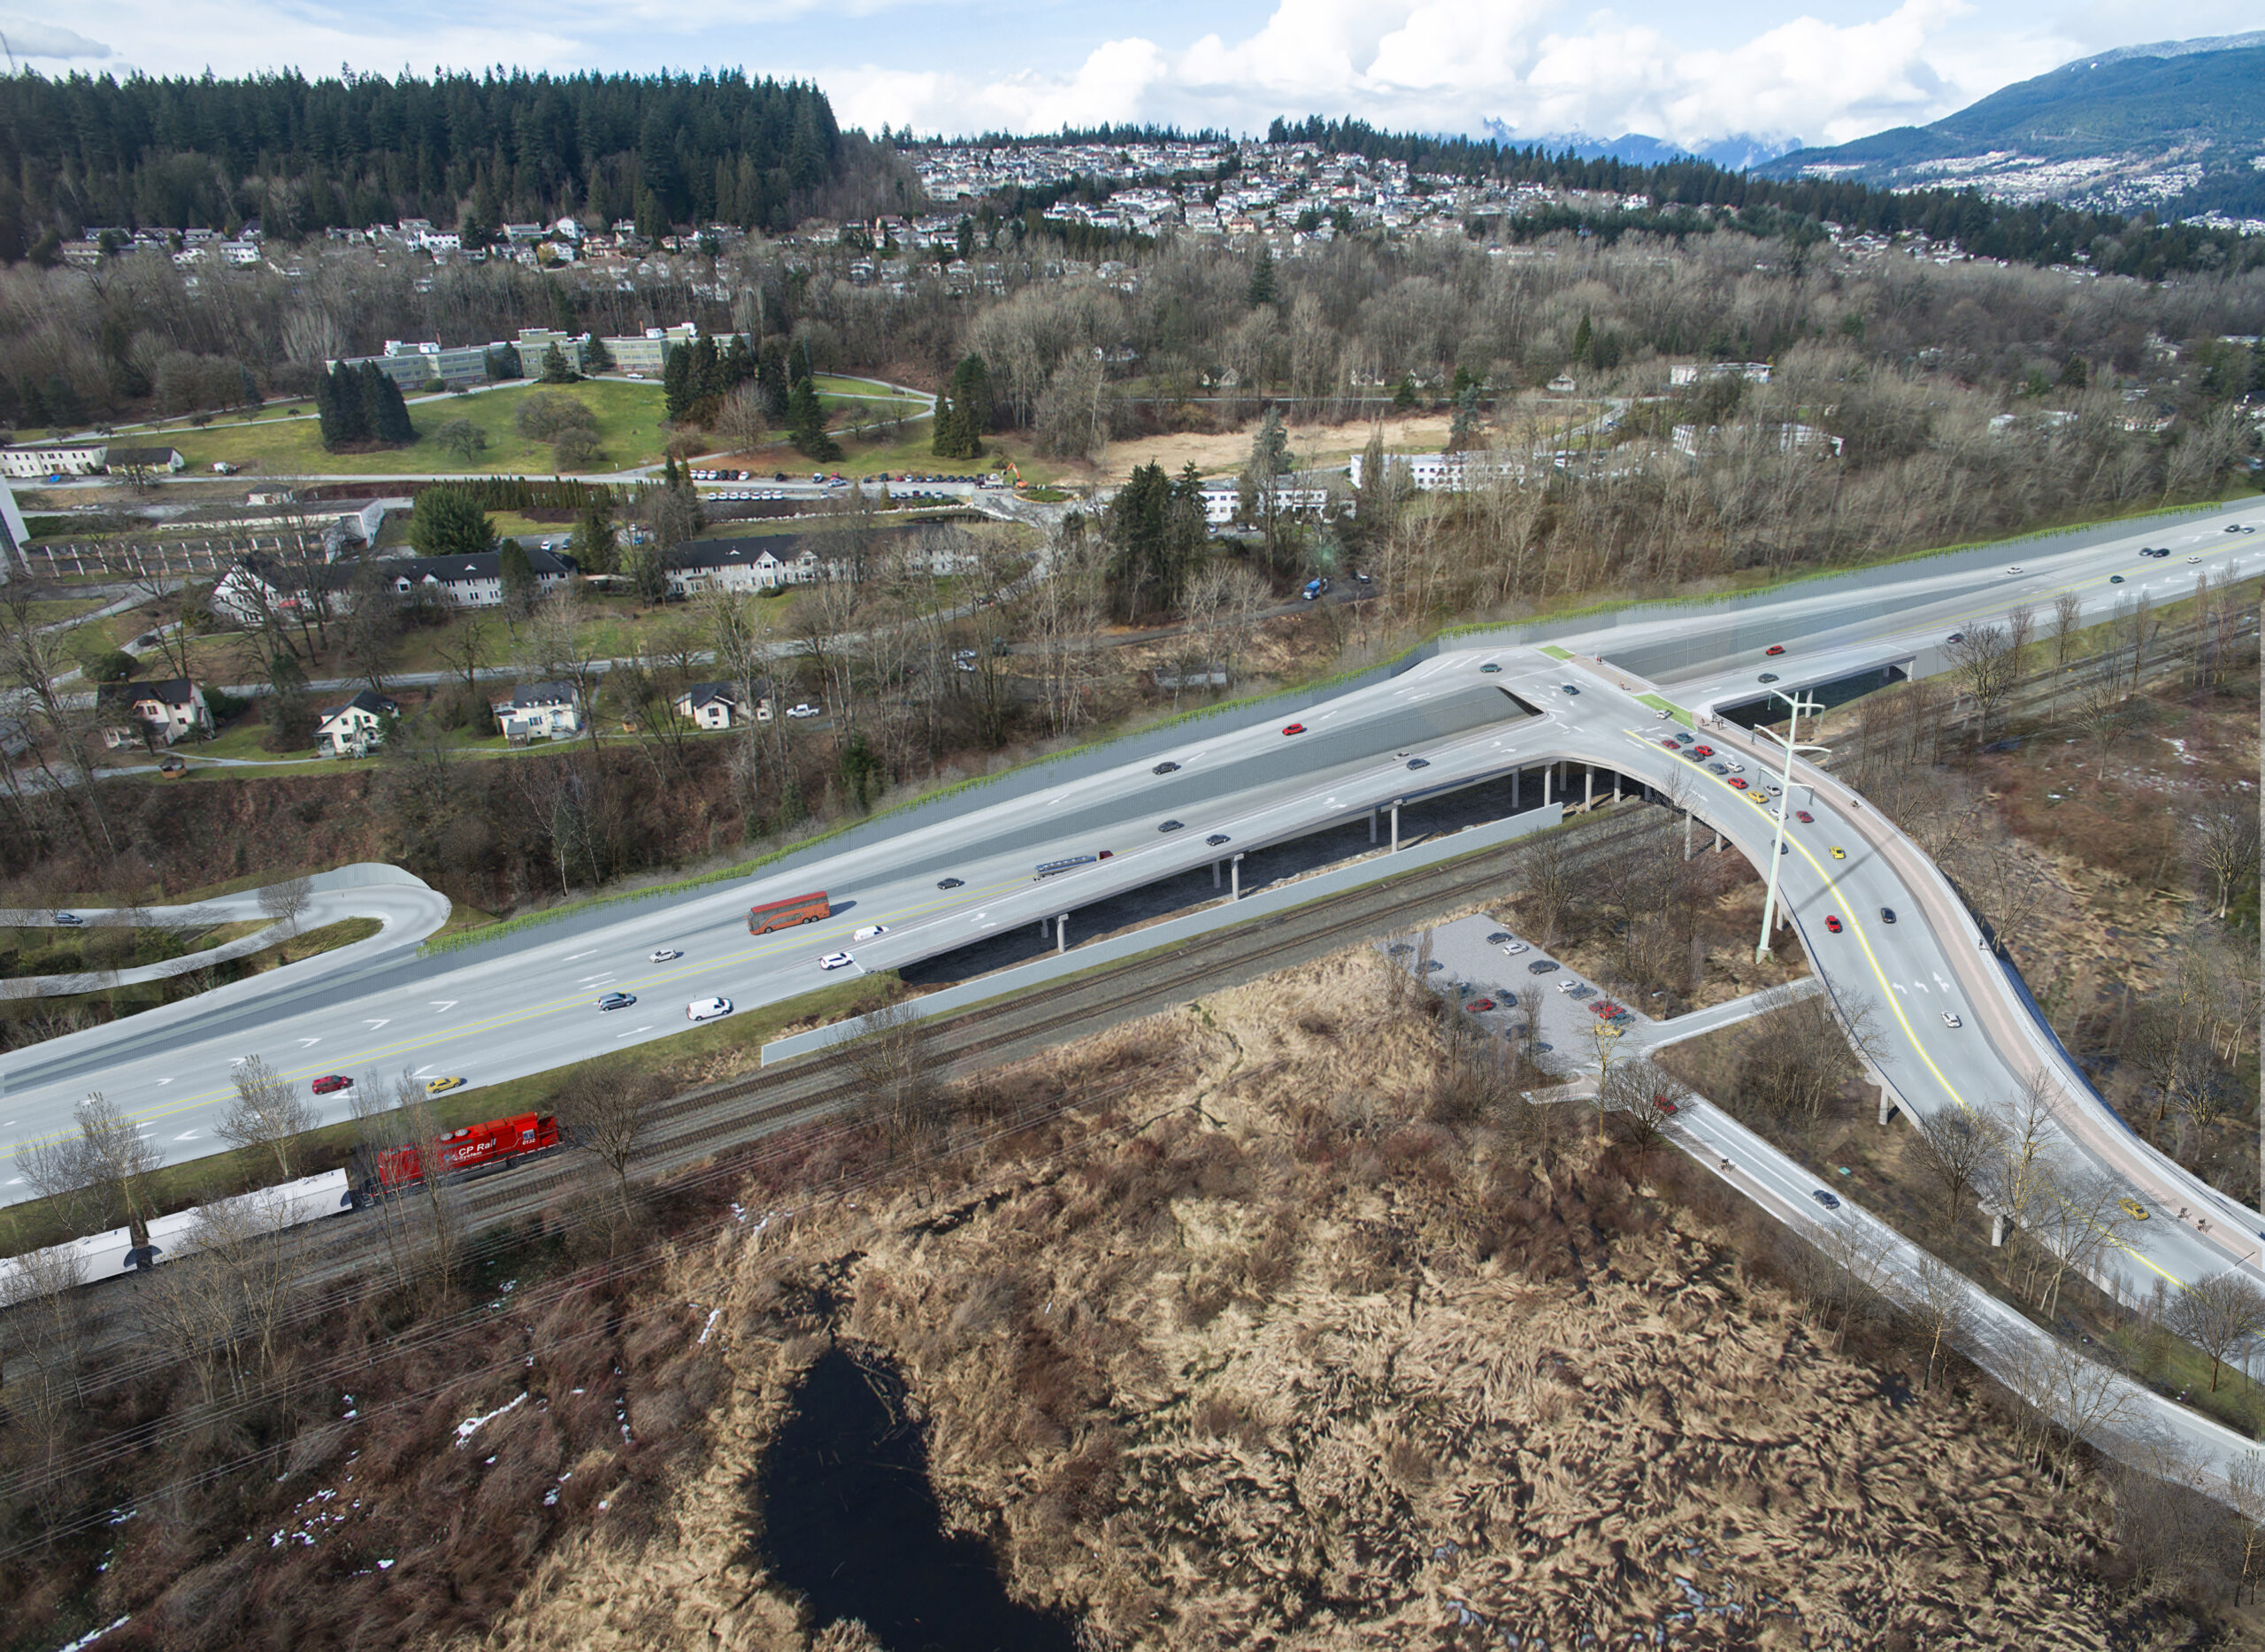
1754, 688, 1824, 962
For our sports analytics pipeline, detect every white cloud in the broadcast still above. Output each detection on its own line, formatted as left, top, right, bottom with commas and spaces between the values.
0, 16, 113, 58
835, 0, 2071, 150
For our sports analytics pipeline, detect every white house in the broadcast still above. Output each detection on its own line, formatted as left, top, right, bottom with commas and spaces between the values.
663, 539, 823, 596
315, 689, 398, 757
96, 679, 211, 749
492, 681, 581, 741
0, 442, 108, 478
674, 681, 772, 728
387, 547, 572, 608
1670, 361, 1772, 387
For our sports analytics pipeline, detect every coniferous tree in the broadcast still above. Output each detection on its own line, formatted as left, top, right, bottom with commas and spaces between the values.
662, 344, 694, 419
363, 365, 415, 444
409, 487, 500, 557
756, 338, 790, 419
581, 335, 614, 374
572, 492, 618, 575
1248, 243, 1277, 307
541, 342, 580, 384
786, 377, 841, 461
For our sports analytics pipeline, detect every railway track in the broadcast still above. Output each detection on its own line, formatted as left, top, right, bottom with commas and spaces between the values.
7, 804, 1670, 1444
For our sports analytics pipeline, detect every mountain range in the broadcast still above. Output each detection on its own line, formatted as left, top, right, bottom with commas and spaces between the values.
1757, 32, 2265, 224
1478, 122, 1801, 173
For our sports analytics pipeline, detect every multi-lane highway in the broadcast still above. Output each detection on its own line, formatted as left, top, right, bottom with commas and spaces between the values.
4, 498, 2259, 1243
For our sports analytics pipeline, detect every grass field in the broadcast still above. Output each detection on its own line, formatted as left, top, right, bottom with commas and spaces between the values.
159, 380, 673, 477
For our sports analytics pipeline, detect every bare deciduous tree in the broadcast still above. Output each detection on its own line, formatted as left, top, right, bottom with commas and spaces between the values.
557, 1067, 661, 1226
2169, 1272, 2265, 1393
2227, 1451, 2265, 1605
2195, 795, 2261, 921
15, 1091, 164, 1243
850, 997, 943, 1140
215, 1053, 317, 1179
1896, 1250, 1971, 1393
1946, 623, 2018, 746
257, 873, 315, 939
1913, 1107, 1995, 1234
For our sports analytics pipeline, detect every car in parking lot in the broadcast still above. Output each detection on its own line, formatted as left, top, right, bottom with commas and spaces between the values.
1479, 662, 1502, 673
1708, 763, 1728, 774
1153, 761, 1180, 774
1810, 1189, 1841, 1210
1486, 932, 1514, 945
1765, 644, 1785, 656
1466, 998, 1495, 1013
426, 1076, 465, 1096
1526, 958, 1558, 973
818, 953, 854, 971
1206, 833, 1231, 846
311, 1074, 353, 1095
937, 876, 964, 889
1673, 733, 1694, 744
1660, 739, 1680, 750
687, 996, 733, 1021
1880, 907, 1896, 924
1282, 722, 1306, 735
1824, 916, 1842, 934
1941, 1011, 1962, 1028
853, 924, 888, 941
1159, 819, 1185, 832
598, 991, 636, 1010
1691, 746, 1713, 757
1794, 811, 1813, 824
1422, 958, 1444, 973
1727, 777, 1747, 790
2119, 1197, 2149, 1220
1500, 941, 1527, 955
1684, 749, 1707, 764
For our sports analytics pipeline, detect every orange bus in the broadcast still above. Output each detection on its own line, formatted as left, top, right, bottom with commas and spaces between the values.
749, 890, 832, 934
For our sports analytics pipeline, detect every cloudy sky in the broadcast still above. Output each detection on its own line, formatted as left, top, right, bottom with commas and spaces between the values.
1, 1, 2253, 151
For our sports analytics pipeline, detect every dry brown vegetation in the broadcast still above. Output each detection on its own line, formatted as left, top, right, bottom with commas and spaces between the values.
445, 947, 2243, 1650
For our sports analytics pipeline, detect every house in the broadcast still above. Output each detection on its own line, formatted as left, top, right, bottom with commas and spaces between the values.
673, 680, 772, 728
106, 446, 186, 475
383, 546, 573, 608
211, 546, 572, 627
0, 442, 108, 479
492, 681, 581, 741
662, 538, 823, 596
1546, 372, 1578, 394
96, 679, 211, 749
315, 689, 398, 757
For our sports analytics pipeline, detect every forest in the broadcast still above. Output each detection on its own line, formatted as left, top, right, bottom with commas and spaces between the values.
0, 68, 900, 261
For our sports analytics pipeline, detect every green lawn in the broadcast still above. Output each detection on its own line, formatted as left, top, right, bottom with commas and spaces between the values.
159, 380, 672, 477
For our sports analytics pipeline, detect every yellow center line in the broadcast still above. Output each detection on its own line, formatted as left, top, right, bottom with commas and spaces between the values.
1618, 727, 2186, 1289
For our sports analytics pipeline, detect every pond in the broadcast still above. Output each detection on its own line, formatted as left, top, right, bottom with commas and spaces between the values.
753, 1346, 1078, 1652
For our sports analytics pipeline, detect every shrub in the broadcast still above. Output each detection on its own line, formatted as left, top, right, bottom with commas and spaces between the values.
513, 391, 598, 443
552, 429, 604, 472
85, 649, 135, 682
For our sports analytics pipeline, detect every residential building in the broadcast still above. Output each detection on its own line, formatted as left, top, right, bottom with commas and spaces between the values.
382, 546, 574, 608
107, 446, 187, 474
662, 538, 821, 596
1669, 361, 1773, 386
96, 679, 211, 749
0, 442, 108, 479
604, 323, 699, 375
315, 689, 398, 757
329, 340, 492, 391
674, 680, 772, 728
211, 547, 572, 626
492, 681, 582, 741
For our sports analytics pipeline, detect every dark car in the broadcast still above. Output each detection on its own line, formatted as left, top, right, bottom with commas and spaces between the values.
2108, 574, 2124, 584
1423, 959, 1445, 973
1159, 819, 1185, 833
1387, 941, 1413, 956
598, 991, 636, 1010
1206, 833, 1231, 846
1880, 906, 1897, 923
1153, 761, 1181, 774
1478, 662, 1502, 673
1824, 916, 1842, 934
1764, 644, 1785, 656
1561, 684, 1580, 695
1810, 1189, 1842, 1210
1946, 631, 1964, 644
1406, 757, 1430, 770
1673, 733, 1694, 744
1486, 932, 1514, 945
937, 876, 964, 889
1758, 672, 1779, 683
311, 1074, 353, 1095
1527, 958, 1559, 974
52, 911, 83, 926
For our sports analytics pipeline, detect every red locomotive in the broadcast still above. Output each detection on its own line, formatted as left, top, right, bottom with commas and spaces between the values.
357, 1111, 561, 1196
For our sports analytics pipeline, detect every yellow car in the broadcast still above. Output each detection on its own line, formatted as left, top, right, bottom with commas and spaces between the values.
426, 1076, 466, 1097
1830, 846, 1847, 860
2119, 1197, 2149, 1221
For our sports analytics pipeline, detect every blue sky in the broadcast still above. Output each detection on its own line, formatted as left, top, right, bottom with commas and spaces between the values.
4, 2, 2254, 150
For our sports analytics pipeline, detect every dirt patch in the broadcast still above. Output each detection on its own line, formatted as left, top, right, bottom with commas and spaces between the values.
452, 949, 2194, 1650
1083, 411, 1456, 485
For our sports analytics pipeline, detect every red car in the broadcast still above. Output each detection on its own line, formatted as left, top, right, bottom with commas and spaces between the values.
1727, 778, 1747, 789
1282, 723, 1306, 735
1466, 998, 1495, 1013
1654, 1096, 1679, 1115
1824, 915, 1843, 934
1794, 811, 1813, 824
1660, 739, 1679, 749
1691, 745, 1713, 757
311, 1074, 353, 1095
1765, 644, 1785, 657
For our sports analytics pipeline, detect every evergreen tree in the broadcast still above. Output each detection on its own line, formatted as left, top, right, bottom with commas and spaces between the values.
581, 334, 615, 374
362, 365, 414, 444
786, 377, 841, 461
662, 344, 694, 419
485, 343, 524, 381
316, 364, 367, 450
1102, 462, 1205, 623
408, 487, 500, 557
572, 492, 618, 575
540, 342, 579, 384
1250, 406, 1291, 477
1248, 243, 1277, 307
499, 541, 539, 619
1570, 313, 1593, 365
1391, 374, 1418, 411
932, 353, 991, 459
1447, 387, 1483, 451
756, 337, 790, 419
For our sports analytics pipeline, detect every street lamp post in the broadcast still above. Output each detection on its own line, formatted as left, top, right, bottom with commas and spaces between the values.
1754, 688, 1824, 963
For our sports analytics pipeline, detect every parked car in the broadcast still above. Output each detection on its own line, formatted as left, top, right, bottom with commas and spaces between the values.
1500, 941, 1527, 955
1486, 932, 1514, 945
1691, 746, 1713, 758
1727, 778, 1747, 790
687, 996, 733, 1020
787, 703, 821, 718
1527, 958, 1558, 974
1467, 998, 1495, 1014
311, 1074, 353, 1095
426, 1076, 465, 1096
598, 992, 636, 1010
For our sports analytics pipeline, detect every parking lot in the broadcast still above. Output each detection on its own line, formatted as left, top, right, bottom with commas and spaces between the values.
1378, 913, 1658, 1078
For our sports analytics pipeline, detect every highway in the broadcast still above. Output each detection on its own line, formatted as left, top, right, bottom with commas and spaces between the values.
3, 495, 2259, 1264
